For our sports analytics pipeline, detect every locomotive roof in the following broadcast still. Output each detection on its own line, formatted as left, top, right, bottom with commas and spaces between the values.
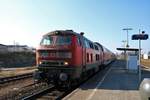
43, 30, 114, 54
44, 30, 98, 43
44, 30, 81, 36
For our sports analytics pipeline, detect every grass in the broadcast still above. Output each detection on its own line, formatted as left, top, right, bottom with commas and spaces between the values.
0, 71, 16, 77
0, 66, 37, 78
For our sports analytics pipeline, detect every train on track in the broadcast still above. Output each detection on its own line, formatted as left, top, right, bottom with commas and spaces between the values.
34, 30, 115, 87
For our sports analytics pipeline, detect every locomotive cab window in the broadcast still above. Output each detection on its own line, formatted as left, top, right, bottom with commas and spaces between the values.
40, 36, 54, 45
56, 36, 71, 45
40, 35, 71, 45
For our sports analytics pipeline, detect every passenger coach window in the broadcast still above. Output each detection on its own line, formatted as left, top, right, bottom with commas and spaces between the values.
94, 45, 99, 50
87, 53, 89, 62
96, 54, 100, 61
91, 54, 93, 62
89, 42, 94, 49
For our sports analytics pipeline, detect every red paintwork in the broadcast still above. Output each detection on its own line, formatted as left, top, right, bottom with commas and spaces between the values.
36, 30, 115, 83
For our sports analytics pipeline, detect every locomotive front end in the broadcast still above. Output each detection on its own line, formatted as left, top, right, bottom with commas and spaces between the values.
34, 31, 79, 86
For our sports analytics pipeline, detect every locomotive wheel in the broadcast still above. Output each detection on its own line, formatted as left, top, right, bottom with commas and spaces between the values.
66, 80, 71, 89
99, 65, 103, 70
100, 65, 105, 70
81, 71, 87, 80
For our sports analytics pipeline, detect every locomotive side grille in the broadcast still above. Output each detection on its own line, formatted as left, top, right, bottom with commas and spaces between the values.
45, 61, 59, 65
40, 61, 64, 67
39, 50, 72, 58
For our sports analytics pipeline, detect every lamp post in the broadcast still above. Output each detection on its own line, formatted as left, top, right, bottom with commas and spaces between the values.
123, 28, 133, 48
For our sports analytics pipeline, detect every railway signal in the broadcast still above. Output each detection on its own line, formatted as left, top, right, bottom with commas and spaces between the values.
132, 31, 148, 40
132, 30, 149, 83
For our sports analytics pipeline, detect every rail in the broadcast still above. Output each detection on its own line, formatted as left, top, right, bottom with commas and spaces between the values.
22, 85, 55, 100
0, 73, 33, 84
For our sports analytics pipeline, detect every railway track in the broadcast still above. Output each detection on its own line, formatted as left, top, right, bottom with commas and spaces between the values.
20, 66, 111, 100
22, 85, 69, 100
0, 72, 67, 100
0, 73, 33, 84
1, 63, 114, 100
21, 72, 101, 100
31, 63, 114, 100
0, 82, 48, 100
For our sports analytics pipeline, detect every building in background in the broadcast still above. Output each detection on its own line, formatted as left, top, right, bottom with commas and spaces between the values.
0, 44, 8, 53
148, 52, 150, 59
143, 54, 148, 59
0, 44, 35, 53
142, 52, 150, 59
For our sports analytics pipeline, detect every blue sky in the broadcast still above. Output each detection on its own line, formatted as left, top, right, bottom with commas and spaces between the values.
0, 0, 150, 53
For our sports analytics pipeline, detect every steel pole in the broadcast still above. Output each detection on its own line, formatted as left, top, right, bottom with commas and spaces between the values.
127, 30, 129, 47
139, 30, 141, 82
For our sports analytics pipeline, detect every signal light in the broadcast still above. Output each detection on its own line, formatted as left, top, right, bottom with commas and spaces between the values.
80, 32, 84, 36
142, 31, 145, 34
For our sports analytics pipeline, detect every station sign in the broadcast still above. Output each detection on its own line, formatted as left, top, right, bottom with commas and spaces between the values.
132, 34, 149, 40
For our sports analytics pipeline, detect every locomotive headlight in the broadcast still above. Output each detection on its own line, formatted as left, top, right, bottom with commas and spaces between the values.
64, 61, 69, 66
39, 61, 42, 65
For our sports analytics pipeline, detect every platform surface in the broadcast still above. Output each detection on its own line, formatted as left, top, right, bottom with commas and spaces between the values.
63, 60, 150, 100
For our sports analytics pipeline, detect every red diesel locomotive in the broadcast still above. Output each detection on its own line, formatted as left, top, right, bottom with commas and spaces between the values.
34, 30, 115, 87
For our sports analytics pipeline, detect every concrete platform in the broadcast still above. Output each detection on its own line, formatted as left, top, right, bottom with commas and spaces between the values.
63, 60, 150, 100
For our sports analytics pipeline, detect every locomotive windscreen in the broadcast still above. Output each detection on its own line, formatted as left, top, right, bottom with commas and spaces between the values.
40, 35, 72, 45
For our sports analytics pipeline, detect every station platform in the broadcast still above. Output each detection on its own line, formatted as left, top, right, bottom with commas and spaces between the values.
63, 60, 150, 100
